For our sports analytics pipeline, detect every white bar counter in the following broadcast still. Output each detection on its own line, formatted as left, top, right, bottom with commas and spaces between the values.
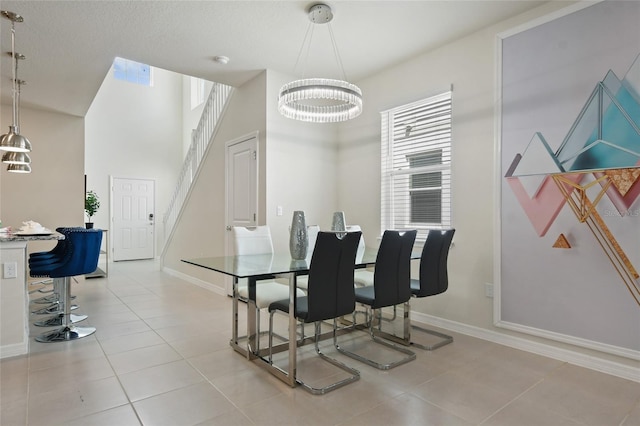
0, 233, 64, 358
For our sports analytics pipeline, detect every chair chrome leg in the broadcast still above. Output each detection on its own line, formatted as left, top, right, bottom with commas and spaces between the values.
336, 307, 416, 370
409, 325, 453, 350
33, 313, 88, 327
297, 321, 360, 395
368, 301, 453, 351
268, 315, 360, 395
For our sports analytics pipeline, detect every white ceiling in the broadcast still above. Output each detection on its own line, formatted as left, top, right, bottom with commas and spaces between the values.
0, 1, 547, 117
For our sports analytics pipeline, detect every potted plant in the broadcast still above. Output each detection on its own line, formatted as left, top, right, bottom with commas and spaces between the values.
85, 190, 100, 229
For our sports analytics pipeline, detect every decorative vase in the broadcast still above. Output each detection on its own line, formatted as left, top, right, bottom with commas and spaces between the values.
331, 211, 346, 232
289, 211, 308, 260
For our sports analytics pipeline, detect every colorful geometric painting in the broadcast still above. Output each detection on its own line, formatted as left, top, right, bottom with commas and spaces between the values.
499, 0, 640, 355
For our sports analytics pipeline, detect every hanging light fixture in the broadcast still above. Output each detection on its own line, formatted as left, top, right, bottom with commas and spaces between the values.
2, 79, 30, 166
2, 151, 31, 165
7, 163, 31, 173
0, 10, 32, 153
278, 3, 362, 123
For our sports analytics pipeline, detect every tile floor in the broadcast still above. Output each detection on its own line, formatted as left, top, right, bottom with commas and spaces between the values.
1, 259, 639, 426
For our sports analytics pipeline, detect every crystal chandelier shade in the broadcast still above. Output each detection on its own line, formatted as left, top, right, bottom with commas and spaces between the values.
278, 78, 363, 123
278, 4, 362, 123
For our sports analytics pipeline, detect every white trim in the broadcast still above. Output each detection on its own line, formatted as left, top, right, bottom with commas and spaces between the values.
0, 341, 28, 359
496, 320, 640, 361
162, 266, 226, 296
411, 311, 640, 383
497, 1, 602, 40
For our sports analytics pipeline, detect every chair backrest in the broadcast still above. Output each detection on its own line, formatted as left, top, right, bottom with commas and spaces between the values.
48, 228, 103, 278
233, 226, 274, 256
305, 231, 361, 322
306, 225, 320, 258
346, 225, 365, 260
415, 228, 455, 297
372, 230, 417, 309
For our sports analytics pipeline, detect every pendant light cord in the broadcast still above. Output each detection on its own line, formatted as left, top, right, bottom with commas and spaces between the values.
327, 22, 348, 82
10, 21, 17, 128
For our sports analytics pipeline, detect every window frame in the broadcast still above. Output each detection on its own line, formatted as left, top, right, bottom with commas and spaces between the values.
113, 57, 153, 87
381, 91, 452, 241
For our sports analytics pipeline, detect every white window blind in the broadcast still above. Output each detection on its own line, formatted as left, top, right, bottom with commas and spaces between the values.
381, 91, 452, 240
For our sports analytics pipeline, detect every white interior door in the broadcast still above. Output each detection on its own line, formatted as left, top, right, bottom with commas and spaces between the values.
112, 177, 155, 261
225, 134, 258, 294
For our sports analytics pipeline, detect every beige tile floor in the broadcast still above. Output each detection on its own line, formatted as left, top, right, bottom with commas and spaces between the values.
1, 259, 639, 426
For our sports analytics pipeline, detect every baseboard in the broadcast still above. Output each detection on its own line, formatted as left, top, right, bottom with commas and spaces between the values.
411, 311, 640, 383
162, 266, 226, 296
495, 320, 640, 361
0, 341, 28, 359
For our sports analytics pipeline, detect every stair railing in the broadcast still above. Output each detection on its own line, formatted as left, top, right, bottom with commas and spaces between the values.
161, 82, 233, 255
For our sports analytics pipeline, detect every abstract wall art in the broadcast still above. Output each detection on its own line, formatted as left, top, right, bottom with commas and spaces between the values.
498, 0, 640, 357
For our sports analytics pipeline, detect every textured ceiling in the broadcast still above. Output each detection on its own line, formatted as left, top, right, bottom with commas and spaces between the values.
0, 1, 548, 117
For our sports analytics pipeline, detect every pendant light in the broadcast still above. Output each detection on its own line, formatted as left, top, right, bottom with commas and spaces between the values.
0, 10, 32, 153
7, 163, 31, 173
2, 79, 31, 167
278, 4, 362, 123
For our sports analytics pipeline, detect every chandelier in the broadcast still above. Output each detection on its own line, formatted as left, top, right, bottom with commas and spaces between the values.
1, 10, 32, 173
278, 4, 362, 123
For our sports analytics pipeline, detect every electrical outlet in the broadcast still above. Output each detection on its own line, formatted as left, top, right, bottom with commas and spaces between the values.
3, 262, 17, 279
485, 283, 493, 298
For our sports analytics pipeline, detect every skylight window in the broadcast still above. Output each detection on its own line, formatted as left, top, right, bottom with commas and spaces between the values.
113, 57, 153, 86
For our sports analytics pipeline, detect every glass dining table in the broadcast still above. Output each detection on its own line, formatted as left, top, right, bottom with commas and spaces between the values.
182, 248, 419, 387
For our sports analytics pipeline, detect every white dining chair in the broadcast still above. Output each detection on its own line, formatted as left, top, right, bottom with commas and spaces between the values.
347, 225, 372, 287
292, 224, 320, 291
233, 226, 304, 352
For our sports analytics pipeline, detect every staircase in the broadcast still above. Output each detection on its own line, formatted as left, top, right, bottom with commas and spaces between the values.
161, 82, 233, 257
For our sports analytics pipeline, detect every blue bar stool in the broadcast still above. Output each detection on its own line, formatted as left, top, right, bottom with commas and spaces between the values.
30, 228, 103, 342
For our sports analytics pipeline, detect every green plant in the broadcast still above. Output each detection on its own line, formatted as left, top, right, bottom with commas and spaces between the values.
85, 190, 100, 222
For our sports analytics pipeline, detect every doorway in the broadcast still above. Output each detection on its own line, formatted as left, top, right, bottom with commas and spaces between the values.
111, 177, 156, 261
225, 133, 258, 294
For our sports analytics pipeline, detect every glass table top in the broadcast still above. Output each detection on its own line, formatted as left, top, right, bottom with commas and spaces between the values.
182, 248, 420, 278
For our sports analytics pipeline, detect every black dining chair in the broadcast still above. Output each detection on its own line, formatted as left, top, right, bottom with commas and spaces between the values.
338, 229, 417, 370
267, 231, 362, 395
409, 228, 455, 350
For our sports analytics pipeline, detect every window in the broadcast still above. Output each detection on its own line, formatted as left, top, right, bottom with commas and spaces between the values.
113, 57, 153, 86
381, 91, 452, 240
190, 77, 206, 110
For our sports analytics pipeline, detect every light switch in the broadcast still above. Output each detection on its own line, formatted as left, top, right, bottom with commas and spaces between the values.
276, 206, 283, 216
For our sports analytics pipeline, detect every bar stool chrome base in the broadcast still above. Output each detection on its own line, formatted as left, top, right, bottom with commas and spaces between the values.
31, 303, 78, 315
35, 325, 96, 343
31, 294, 76, 304
33, 313, 88, 327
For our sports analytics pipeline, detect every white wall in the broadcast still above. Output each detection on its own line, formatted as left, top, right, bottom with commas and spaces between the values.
0, 107, 84, 255
338, 1, 638, 371
265, 70, 340, 253
163, 72, 267, 286
85, 66, 184, 253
